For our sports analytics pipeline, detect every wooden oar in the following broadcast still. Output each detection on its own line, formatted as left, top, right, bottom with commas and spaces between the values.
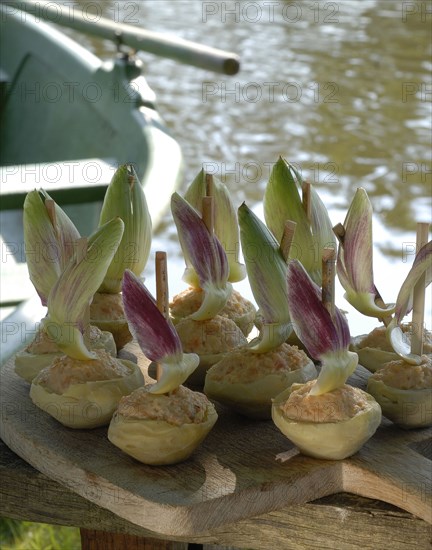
5, 0, 240, 75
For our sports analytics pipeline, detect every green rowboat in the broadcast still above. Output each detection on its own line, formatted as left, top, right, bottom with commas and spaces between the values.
0, 0, 239, 358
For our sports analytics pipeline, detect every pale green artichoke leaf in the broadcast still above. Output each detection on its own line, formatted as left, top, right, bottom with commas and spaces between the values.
310, 350, 359, 395
238, 203, 291, 328
23, 190, 80, 305
310, 185, 337, 262
263, 157, 315, 275
344, 290, 395, 318
191, 281, 233, 320
248, 322, 293, 353
46, 218, 124, 359
149, 353, 200, 394
394, 240, 432, 323
99, 165, 152, 293
184, 169, 246, 283
41, 190, 81, 271
387, 318, 423, 366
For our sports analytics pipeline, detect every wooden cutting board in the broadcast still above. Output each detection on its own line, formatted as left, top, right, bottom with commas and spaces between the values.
0, 343, 430, 538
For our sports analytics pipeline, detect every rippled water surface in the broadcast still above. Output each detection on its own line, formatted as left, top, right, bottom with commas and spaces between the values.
8, 1, 432, 333
94, 0, 430, 333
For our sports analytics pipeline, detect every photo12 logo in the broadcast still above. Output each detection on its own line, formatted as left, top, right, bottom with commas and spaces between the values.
1, 1, 140, 25
401, 2, 432, 22
202, 2, 340, 24
202, 81, 339, 104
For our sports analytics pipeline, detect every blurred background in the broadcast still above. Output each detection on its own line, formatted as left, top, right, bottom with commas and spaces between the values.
0, 1, 431, 548
79, 0, 431, 335
1, 0, 431, 334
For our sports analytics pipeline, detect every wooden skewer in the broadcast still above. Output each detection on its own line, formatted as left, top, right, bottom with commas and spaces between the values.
155, 251, 169, 381
302, 181, 312, 223
202, 173, 215, 234
280, 220, 297, 263
202, 195, 214, 234
411, 222, 430, 356
205, 172, 214, 198
322, 247, 336, 318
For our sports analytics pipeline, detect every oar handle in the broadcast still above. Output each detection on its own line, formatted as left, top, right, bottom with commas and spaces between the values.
4, 0, 240, 75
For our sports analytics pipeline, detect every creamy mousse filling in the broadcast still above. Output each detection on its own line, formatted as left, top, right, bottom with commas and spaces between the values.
370, 356, 432, 390
278, 380, 370, 423
34, 349, 131, 394
116, 385, 212, 426
208, 343, 311, 384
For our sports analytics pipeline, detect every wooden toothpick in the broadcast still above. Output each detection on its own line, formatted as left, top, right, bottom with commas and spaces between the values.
411, 222, 430, 356
205, 172, 214, 198
202, 172, 215, 234
302, 181, 311, 223
280, 220, 297, 263
202, 173, 215, 234
155, 251, 169, 381
322, 247, 336, 318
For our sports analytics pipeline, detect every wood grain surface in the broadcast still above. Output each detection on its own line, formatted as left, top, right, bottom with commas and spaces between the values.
0, 342, 430, 540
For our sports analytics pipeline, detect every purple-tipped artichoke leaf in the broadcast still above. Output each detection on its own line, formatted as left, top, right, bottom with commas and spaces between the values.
184, 170, 246, 283
287, 260, 336, 358
341, 188, 374, 294
122, 270, 182, 362
287, 259, 348, 359
171, 193, 229, 288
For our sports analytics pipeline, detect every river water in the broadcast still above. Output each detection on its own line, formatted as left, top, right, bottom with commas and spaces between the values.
8, 1, 432, 335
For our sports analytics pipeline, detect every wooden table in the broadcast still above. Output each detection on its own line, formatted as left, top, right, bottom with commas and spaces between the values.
0, 438, 430, 549
1, 342, 431, 549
